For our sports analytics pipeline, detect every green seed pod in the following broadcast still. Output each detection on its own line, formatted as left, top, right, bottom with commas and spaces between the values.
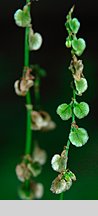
72, 38, 86, 56
69, 18, 80, 34
69, 127, 89, 147
74, 102, 90, 119
75, 78, 88, 95
57, 103, 72, 120
29, 28, 43, 51
14, 5, 31, 27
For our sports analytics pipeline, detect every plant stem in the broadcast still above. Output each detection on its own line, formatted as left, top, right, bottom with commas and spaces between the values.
34, 76, 40, 110
60, 89, 76, 200
72, 89, 76, 123
60, 192, 64, 200
66, 89, 76, 157
24, 0, 32, 191
25, 0, 32, 155
25, 92, 32, 155
66, 139, 70, 158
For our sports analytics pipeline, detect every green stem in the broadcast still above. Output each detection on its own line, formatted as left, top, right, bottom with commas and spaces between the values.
60, 89, 76, 200
66, 139, 70, 158
60, 192, 64, 200
24, 1, 32, 155
25, 93, 32, 155
24, 0, 32, 190
66, 89, 76, 157
24, 27, 30, 67
72, 89, 76, 123
34, 76, 41, 110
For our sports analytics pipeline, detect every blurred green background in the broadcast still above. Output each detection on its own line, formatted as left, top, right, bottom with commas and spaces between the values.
0, 0, 98, 200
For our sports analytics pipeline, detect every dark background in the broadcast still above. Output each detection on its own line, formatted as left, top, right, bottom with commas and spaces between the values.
0, 0, 98, 200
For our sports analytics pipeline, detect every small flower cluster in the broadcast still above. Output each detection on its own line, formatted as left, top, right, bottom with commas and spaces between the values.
16, 145, 47, 199
69, 55, 84, 81
32, 144, 47, 165
69, 55, 88, 96
31, 110, 56, 131
50, 149, 76, 194
18, 180, 44, 200
14, 67, 35, 96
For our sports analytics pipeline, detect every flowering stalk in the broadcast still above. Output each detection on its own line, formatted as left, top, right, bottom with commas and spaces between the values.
14, 0, 56, 199
59, 90, 76, 200
14, 0, 48, 199
24, 1, 32, 192
25, 1, 32, 155
66, 90, 76, 158
50, 6, 89, 200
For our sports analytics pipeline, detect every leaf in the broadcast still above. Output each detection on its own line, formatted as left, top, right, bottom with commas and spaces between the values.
69, 128, 89, 147
74, 102, 90, 119
69, 18, 80, 34
57, 103, 72, 120
14, 5, 31, 27
72, 38, 86, 56
74, 78, 88, 95
29, 28, 43, 51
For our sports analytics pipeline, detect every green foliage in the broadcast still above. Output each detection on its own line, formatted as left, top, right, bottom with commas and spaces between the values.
69, 127, 89, 147
14, 5, 31, 27
57, 103, 72, 120
75, 78, 88, 95
69, 18, 80, 34
65, 7, 86, 57
74, 102, 89, 119
72, 38, 86, 56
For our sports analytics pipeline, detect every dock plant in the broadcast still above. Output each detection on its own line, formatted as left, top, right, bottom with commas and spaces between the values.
50, 6, 89, 200
14, 0, 55, 200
